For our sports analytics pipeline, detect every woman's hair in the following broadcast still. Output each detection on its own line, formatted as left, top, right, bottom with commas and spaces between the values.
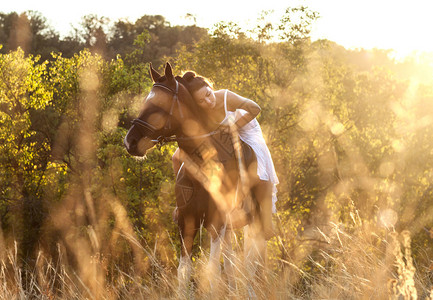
181, 71, 214, 94
180, 71, 215, 131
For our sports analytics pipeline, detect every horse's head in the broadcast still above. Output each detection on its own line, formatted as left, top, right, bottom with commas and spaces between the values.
124, 62, 204, 156
124, 63, 181, 156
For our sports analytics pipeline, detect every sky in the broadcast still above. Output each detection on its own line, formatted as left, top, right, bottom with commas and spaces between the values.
2, 0, 433, 59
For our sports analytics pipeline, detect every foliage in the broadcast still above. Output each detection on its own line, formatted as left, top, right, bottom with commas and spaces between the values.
0, 10, 207, 64
0, 48, 51, 256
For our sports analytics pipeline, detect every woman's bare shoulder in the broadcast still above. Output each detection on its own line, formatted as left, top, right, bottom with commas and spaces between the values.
214, 89, 248, 104
214, 89, 227, 95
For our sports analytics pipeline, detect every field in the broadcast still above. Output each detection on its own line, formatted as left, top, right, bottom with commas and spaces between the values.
1, 8, 433, 299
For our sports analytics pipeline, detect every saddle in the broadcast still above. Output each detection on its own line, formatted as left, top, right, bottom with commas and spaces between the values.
174, 126, 258, 229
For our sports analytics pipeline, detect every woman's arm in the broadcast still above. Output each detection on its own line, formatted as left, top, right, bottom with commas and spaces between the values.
226, 90, 261, 128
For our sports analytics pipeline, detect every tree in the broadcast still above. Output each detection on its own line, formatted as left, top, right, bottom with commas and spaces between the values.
0, 48, 52, 258
0, 11, 62, 61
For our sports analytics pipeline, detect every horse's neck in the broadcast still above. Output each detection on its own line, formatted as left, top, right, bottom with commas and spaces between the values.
175, 100, 234, 161
177, 126, 237, 165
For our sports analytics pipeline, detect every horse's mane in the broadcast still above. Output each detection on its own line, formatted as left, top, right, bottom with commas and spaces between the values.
150, 72, 213, 132
175, 75, 214, 132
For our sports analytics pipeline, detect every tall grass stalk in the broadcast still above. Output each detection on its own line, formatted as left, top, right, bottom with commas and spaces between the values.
0, 222, 431, 299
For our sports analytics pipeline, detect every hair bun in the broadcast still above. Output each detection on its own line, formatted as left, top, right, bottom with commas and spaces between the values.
183, 71, 196, 82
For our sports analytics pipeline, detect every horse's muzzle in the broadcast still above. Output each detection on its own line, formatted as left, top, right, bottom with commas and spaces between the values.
124, 135, 156, 157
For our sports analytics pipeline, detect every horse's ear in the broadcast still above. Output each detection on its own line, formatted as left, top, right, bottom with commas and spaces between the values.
165, 62, 175, 82
149, 62, 162, 82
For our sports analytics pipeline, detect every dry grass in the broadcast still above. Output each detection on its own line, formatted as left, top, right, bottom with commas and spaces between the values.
0, 221, 431, 299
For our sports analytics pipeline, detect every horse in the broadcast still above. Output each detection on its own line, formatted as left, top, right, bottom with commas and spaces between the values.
124, 62, 267, 294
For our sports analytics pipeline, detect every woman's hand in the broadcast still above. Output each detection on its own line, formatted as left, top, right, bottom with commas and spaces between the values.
226, 90, 261, 128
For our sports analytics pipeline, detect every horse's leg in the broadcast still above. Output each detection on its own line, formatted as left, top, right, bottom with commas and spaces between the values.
243, 224, 256, 297
243, 218, 267, 298
177, 217, 197, 294
206, 225, 226, 293
223, 228, 237, 292
251, 182, 271, 282
178, 252, 192, 293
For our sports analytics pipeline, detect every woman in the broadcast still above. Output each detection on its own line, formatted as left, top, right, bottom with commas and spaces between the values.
173, 71, 279, 240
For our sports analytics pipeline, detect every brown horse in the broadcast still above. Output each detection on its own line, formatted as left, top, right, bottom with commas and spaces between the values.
124, 63, 265, 293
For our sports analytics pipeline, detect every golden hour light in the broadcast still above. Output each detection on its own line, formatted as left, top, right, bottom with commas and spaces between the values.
1, 1, 433, 299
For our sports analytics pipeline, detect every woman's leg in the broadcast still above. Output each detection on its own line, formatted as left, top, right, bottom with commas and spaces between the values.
252, 180, 275, 240
172, 147, 181, 176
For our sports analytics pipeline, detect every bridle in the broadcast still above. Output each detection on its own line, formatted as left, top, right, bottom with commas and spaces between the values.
131, 80, 182, 144
131, 79, 218, 146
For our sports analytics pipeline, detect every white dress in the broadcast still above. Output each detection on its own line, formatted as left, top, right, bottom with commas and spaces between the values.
221, 90, 279, 212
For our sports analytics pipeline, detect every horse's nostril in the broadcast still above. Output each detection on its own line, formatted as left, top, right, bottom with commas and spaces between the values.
130, 141, 137, 151
124, 136, 137, 153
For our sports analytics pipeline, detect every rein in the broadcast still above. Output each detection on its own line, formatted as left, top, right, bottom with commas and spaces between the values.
152, 130, 220, 146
